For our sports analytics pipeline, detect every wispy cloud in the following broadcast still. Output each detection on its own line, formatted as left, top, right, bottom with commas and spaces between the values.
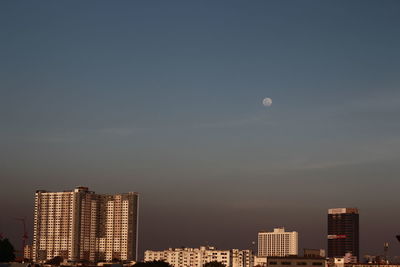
99, 127, 150, 136
286, 137, 400, 171
192, 114, 269, 129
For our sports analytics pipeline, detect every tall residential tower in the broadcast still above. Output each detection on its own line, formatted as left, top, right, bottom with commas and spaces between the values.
32, 187, 139, 263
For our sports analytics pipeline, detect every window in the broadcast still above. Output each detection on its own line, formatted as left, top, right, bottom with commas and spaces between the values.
282, 262, 292, 265
312, 263, 323, 266
297, 263, 307, 265
269, 262, 277, 265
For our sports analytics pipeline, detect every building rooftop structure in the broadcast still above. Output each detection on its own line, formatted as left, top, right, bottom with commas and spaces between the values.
328, 208, 358, 214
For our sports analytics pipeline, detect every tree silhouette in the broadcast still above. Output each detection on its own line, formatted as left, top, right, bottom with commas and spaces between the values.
204, 261, 226, 267
0, 238, 16, 262
45, 256, 63, 266
134, 260, 173, 267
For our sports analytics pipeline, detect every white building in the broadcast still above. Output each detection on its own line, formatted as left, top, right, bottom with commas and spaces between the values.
257, 227, 298, 257
144, 246, 253, 267
24, 245, 33, 260
232, 249, 253, 267
253, 255, 267, 267
32, 187, 139, 263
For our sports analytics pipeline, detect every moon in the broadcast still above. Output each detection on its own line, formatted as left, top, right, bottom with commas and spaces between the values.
262, 97, 272, 107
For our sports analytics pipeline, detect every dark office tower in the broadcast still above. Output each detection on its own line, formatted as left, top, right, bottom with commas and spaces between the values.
327, 208, 359, 261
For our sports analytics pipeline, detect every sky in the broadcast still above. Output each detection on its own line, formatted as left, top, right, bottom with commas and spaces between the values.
1, 0, 400, 261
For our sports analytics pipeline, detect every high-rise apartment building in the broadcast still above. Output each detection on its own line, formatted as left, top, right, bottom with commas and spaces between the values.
98, 193, 139, 261
327, 208, 359, 261
258, 227, 298, 257
32, 187, 139, 263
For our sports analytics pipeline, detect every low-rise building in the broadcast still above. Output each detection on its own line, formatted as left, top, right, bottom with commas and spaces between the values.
145, 246, 253, 267
267, 256, 326, 267
303, 249, 325, 258
254, 256, 267, 267
23, 245, 32, 260
232, 249, 253, 267
345, 265, 400, 267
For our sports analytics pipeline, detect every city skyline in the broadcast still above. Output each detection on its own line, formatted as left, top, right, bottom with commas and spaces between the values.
1, 0, 400, 261
3, 186, 398, 262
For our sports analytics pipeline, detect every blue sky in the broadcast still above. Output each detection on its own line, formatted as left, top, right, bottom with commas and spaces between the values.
1, 0, 400, 259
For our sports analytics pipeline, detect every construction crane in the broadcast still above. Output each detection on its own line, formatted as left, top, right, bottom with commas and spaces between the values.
15, 217, 29, 259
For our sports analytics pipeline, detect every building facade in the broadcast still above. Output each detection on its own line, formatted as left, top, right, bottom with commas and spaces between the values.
98, 193, 139, 261
24, 245, 33, 260
327, 208, 359, 261
253, 256, 267, 267
144, 246, 253, 267
258, 228, 298, 257
267, 256, 326, 267
303, 249, 325, 258
32, 187, 139, 263
328, 261, 400, 267
232, 249, 253, 267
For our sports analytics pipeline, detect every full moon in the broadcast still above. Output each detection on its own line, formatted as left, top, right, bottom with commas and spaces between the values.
262, 97, 272, 107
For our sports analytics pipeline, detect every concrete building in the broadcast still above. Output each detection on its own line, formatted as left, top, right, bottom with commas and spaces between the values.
253, 256, 267, 267
327, 208, 359, 261
144, 246, 253, 267
258, 228, 298, 257
97, 193, 139, 262
232, 249, 253, 267
328, 261, 400, 267
32, 187, 139, 263
23, 245, 32, 260
330, 258, 345, 267
344, 265, 400, 267
267, 256, 326, 267
303, 249, 325, 258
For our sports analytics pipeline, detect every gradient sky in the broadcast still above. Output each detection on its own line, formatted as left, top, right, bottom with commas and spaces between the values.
1, 0, 400, 261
